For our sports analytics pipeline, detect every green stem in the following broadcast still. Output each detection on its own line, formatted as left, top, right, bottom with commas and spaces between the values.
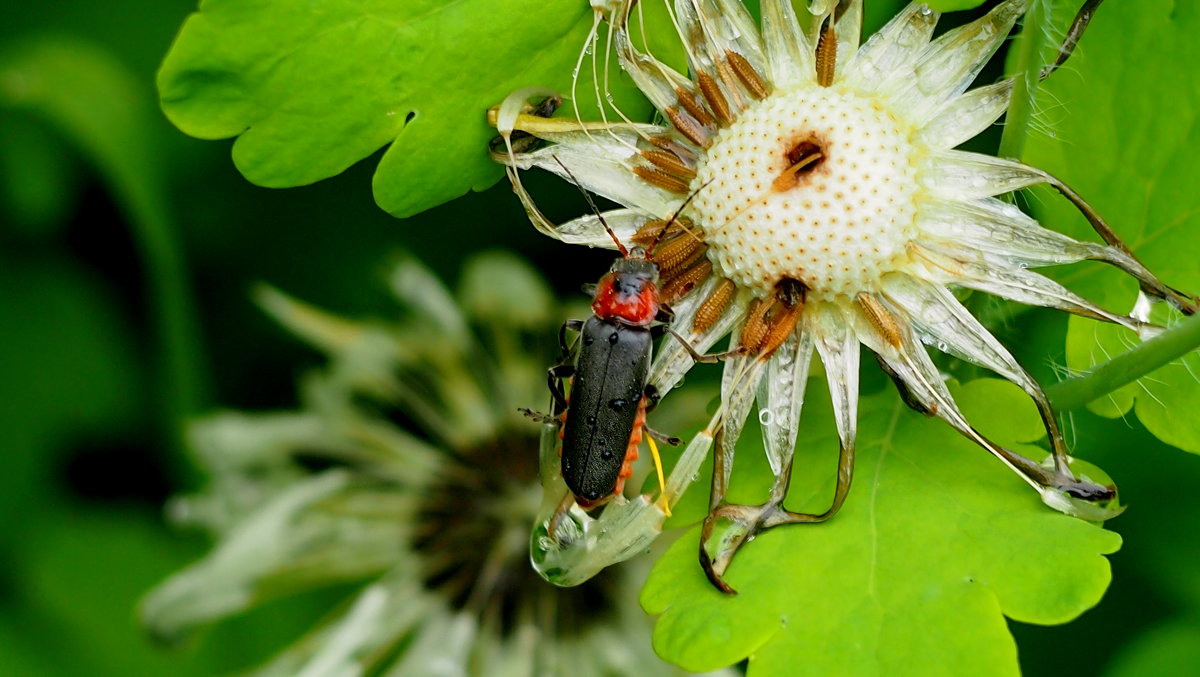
121, 166, 207, 451
998, 0, 1052, 160
0, 38, 208, 458
1046, 312, 1200, 412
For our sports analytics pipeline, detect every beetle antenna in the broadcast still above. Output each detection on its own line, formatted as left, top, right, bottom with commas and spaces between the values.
647, 179, 713, 258
552, 155, 628, 257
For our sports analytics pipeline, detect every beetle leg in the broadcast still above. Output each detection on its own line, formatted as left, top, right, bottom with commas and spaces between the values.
639, 386, 682, 444
665, 327, 729, 363
519, 408, 559, 426
642, 425, 680, 447
559, 319, 584, 357
546, 364, 575, 415
655, 304, 676, 324
546, 490, 578, 545
643, 383, 662, 410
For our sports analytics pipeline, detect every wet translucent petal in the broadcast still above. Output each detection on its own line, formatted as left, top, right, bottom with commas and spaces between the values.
916, 78, 1013, 150
674, 0, 723, 83
849, 301, 946, 413
833, 0, 863, 79
756, 328, 815, 476
705, 0, 770, 77
842, 3, 938, 95
882, 273, 1034, 391
910, 243, 1143, 332
853, 314, 1102, 514
613, 25, 695, 115
759, 0, 814, 87
529, 421, 713, 586
916, 197, 1110, 268
854, 314, 1042, 499
717, 353, 768, 478
811, 302, 859, 453
509, 143, 679, 218
553, 208, 650, 248
888, 0, 1027, 120
922, 150, 1047, 201
846, 301, 1007, 477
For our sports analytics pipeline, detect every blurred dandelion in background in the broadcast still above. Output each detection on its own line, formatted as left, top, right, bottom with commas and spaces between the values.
140, 252, 725, 676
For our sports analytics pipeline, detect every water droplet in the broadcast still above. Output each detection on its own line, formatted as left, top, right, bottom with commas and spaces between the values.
584, 335, 595, 346
587, 415, 598, 425
608, 332, 619, 344
601, 449, 614, 460
609, 398, 628, 411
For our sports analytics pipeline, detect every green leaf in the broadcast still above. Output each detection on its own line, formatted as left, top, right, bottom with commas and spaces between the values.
158, 0, 678, 218
1018, 0, 1200, 452
642, 380, 1119, 675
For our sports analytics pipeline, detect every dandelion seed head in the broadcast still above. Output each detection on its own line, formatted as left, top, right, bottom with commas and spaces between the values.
693, 86, 919, 299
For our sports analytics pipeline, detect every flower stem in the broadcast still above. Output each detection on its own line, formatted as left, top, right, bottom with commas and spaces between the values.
1046, 313, 1200, 412
999, 0, 1052, 160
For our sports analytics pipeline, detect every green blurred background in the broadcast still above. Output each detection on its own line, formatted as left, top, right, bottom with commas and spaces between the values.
0, 1, 1197, 675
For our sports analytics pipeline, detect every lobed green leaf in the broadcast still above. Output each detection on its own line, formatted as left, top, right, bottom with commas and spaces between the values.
158, 0, 676, 218
642, 380, 1119, 675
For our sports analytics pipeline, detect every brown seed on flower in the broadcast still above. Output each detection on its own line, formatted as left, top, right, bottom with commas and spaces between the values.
641, 148, 697, 183
634, 165, 692, 194
665, 106, 711, 148
651, 233, 708, 278
675, 87, 716, 128
856, 292, 903, 348
726, 50, 770, 100
694, 278, 736, 334
697, 73, 733, 126
661, 259, 713, 303
816, 22, 837, 87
